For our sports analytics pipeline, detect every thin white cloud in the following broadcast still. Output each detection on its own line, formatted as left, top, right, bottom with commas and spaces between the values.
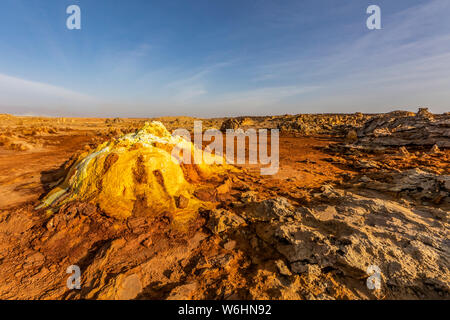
173, 85, 208, 103
186, 85, 321, 116
251, 0, 450, 114
161, 61, 235, 103
216, 85, 319, 106
0, 73, 101, 115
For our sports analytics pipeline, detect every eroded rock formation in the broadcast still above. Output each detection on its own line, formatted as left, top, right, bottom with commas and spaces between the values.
37, 121, 235, 222
357, 109, 450, 147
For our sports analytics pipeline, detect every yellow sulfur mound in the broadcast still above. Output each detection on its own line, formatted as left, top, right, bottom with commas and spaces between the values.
38, 121, 235, 221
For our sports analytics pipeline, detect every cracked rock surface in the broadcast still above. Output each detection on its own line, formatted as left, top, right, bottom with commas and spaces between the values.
0, 111, 448, 300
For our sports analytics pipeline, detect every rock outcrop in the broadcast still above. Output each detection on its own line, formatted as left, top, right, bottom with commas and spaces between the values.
220, 117, 256, 132
37, 121, 235, 222
357, 169, 450, 207
220, 118, 241, 132
276, 113, 372, 136
357, 109, 450, 147
235, 188, 449, 299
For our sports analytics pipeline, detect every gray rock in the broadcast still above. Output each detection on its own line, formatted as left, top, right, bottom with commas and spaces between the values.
357, 109, 450, 147
207, 209, 246, 234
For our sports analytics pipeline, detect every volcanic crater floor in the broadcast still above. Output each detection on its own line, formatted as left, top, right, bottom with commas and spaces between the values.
0, 114, 448, 300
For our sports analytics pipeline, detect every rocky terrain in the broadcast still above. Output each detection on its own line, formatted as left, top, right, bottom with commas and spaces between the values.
357, 108, 450, 148
0, 109, 448, 300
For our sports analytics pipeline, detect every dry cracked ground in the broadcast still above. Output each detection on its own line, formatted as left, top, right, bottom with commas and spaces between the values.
0, 108, 448, 300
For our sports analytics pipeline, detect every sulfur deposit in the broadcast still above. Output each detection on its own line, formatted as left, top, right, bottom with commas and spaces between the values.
37, 121, 234, 221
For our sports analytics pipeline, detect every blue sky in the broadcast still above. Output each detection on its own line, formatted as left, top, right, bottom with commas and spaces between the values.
0, 0, 449, 117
